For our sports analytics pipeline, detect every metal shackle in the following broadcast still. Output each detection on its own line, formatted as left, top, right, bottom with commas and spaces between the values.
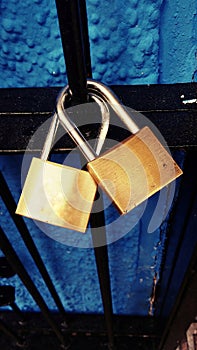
56, 79, 140, 164
87, 79, 140, 134
56, 87, 109, 162
42, 86, 110, 162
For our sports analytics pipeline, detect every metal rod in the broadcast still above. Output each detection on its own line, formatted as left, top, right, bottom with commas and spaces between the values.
55, 2, 115, 348
78, 0, 92, 78
0, 318, 24, 346
57, 91, 115, 348
41, 111, 59, 161
57, 88, 110, 159
87, 79, 140, 134
90, 197, 115, 350
0, 226, 68, 348
55, 0, 88, 104
57, 88, 98, 161
0, 172, 67, 319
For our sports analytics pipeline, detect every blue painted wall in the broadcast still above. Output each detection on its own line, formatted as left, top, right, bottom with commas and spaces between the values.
0, 0, 196, 87
0, 0, 194, 315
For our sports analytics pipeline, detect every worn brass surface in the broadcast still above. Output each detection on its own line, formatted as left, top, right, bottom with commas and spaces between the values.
87, 126, 183, 214
16, 158, 97, 233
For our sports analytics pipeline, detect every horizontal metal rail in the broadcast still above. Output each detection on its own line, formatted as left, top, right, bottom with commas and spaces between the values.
0, 83, 196, 152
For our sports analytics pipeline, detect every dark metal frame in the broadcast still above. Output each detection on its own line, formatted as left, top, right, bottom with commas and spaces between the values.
0, 82, 196, 152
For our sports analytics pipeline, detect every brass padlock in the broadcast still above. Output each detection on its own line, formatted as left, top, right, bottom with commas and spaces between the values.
16, 88, 110, 232
58, 80, 183, 215
86, 80, 183, 214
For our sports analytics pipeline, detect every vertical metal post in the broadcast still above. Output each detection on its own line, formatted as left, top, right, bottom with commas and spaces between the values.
0, 227, 69, 349
55, 0, 88, 104
91, 209, 115, 349
79, 0, 92, 78
0, 171, 66, 319
55, 1, 115, 348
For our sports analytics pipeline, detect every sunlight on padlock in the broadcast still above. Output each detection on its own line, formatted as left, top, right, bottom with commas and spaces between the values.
16, 87, 110, 234
16, 157, 97, 233
86, 80, 183, 214
91, 142, 149, 214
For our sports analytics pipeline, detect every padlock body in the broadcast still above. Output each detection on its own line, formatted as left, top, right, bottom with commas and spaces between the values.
16, 157, 97, 233
87, 126, 183, 214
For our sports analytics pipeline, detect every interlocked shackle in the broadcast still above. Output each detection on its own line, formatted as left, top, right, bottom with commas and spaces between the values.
42, 87, 110, 161
56, 80, 139, 161
56, 87, 97, 162
57, 79, 183, 215
16, 87, 110, 233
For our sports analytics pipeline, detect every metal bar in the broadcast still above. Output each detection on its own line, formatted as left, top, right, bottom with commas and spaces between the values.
74, 4, 115, 346
55, 0, 87, 104
0, 171, 67, 319
0, 318, 24, 346
87, 79, 140, 134
0, 226, 69, 348
55, 2, 115, 349
90, 197, 115, 350
79, 0, 92, 78
0, 84, 196, 152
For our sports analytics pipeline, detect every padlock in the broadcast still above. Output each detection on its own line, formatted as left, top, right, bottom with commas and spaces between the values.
16, 87, 110, 233
86, 80, 183, 214
57, 80, 183, 215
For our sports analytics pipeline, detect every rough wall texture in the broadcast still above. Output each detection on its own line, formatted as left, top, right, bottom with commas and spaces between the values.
0, 0, 196, 87
159, 0, 197, 83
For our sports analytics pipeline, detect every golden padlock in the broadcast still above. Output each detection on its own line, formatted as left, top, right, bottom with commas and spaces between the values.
86, 80, 183, 214
16, 88, 110, 232
57, 79, 183, 215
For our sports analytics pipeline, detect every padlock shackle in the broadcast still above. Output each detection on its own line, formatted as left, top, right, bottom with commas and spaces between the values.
41, 112, 59, 161
39, 79, 139, 163
87, 79, 140, 135
42, 86, 110, 162
91, 94, 110, 156
57, 87, 97, 162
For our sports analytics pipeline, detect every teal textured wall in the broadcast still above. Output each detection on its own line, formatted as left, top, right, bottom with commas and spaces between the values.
0, 0, 196, 87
